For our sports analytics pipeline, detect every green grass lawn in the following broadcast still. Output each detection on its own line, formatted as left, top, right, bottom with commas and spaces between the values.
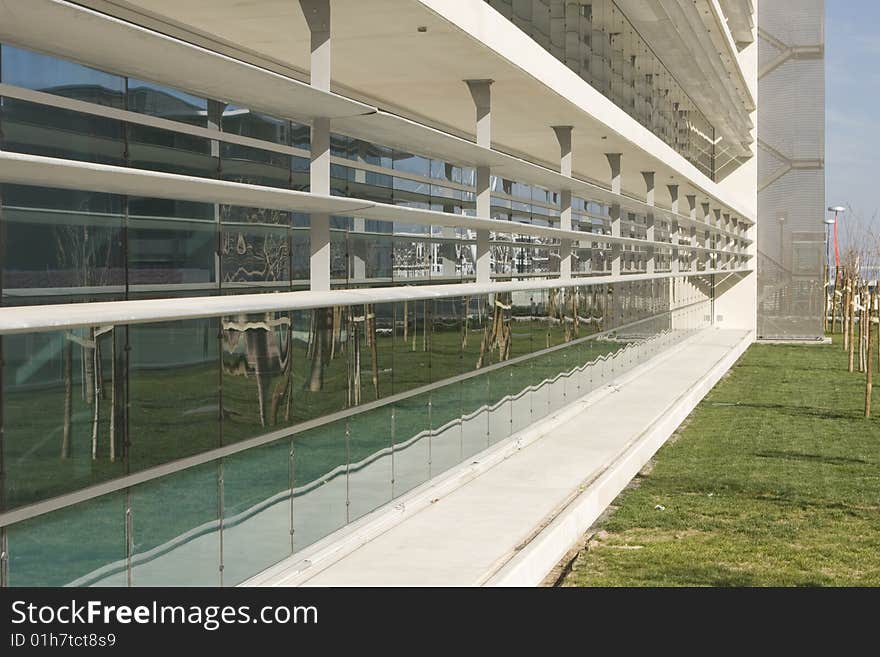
561, 338, 880, 587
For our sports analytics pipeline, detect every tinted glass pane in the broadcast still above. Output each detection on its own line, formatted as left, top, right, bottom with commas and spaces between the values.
347, 406, 393, 522
127, 78, 207, 126
221, 311, 293, 444
222, 440, 291, 586
0, 99, 124, 164
1, 45, 124, 105
128, 219, 216, 287
292, 420, 348, 552
7, 493, 126, 587
392, 392, 430, 497
128, 318, 219, 471
2, 198, 124, 297
130, 463, 220, 586
2, 327, 126, 509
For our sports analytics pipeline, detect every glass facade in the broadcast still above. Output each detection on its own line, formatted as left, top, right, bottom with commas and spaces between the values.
485, 0, 718, 180
0, 40, 732, 587
1, 278, 712, 586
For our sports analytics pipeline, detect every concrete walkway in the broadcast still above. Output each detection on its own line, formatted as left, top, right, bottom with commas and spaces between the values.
247, 328, 752, 587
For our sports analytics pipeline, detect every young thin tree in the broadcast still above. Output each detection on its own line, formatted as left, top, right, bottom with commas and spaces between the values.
867, 288, 875, 418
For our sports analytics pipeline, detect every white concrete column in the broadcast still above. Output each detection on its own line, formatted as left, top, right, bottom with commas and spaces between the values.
686, 195, 698, 272
553, 125, 573, 279
642, 171, 655, 275
207, 100, 225, 289
466, 79, 493, 283
301, 0, 331, 291
606, 153, 622, 276
667, 184, 679, 274
701, 202, 711, 271
722, 212, 731, 270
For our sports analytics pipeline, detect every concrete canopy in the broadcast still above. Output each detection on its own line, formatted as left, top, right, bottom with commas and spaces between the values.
22, 0, 754, 221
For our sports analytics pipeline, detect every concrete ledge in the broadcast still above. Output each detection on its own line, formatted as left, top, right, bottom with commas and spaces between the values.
246, 328, 752, 587
243, 330, 711, 587
757, 338, 831, 345
485, 329, 753, 586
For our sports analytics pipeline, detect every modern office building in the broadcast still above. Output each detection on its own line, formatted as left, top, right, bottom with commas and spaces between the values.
0, 0, 781, 586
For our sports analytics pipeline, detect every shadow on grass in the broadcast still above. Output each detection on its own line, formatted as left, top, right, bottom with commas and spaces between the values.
754, 450, 871, 466
735, 360, 844, 374
721, 401, 858, 421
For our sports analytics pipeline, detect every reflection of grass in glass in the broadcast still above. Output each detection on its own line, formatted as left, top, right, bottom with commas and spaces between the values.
8, 492, 126, 587
5, 324, 644, 586
3, 325, 626, 511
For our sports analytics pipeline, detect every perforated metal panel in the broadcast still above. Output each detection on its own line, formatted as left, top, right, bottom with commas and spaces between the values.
757, 0, 826, 339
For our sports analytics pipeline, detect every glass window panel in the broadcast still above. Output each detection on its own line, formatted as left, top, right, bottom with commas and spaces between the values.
220, 143, 290, 190
289, 308, 348, 423
292, 420, 348, 553
460, 374, 489, 459
220, 225, 291, 285
487, 366, 514, 445
127, 123, 214, 179
431, 297, 462, 382
1, 45, 124, 105
7, 493, 126, 586
221, 311, 293, 444
1, 199, 124, 296
391, 392, 431, 497
128, 317, 219, 471
462, 295, 490, 374
392, 300, 431, 393
0, 98, 124, 164
2, 327, 126, 509
128, 218, 217, 286
127, 78, 207, 126
222, 106, 289, 144
221, 439, 292, 586
130, 463, 220, 586
349, 229, 392, 282
347, 406, 393, 522
429, 383, 462, 478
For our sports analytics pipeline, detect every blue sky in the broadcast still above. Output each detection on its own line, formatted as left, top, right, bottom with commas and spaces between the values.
826, 0, 880, 241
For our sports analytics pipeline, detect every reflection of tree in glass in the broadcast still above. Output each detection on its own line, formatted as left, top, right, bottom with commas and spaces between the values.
54, 222, 117, 461
476, 292, 512, 369
222, 313, 292, 427
219, 206, 290, 284
345, 304, 380, 406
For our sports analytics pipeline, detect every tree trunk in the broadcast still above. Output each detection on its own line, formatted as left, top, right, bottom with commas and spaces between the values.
353, 317, 362, 406
422, 300, 429, 353
831, 273, 838, 336
843, 275, 849, 351
403, 300, 409, 343
849, 283, 856, 373
61, 338, 73, 460
461, 297, 469, 350
307, 308, 326, 392
859, 290, 865, 373
90, 339, 100, 460
109, 329, 116, 462
367, 304, 379, 400
867, 291, 874, 418
84, 328, 95, 405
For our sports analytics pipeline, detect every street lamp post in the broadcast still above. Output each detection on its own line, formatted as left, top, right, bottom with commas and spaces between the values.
827, 206, 846, 333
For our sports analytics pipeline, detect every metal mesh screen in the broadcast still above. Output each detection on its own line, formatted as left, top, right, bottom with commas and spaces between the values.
757, 0, 826, 339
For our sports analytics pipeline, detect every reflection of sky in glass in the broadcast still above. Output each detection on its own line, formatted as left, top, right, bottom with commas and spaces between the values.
1, 44, 123, 94
128, 78, 206, 110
